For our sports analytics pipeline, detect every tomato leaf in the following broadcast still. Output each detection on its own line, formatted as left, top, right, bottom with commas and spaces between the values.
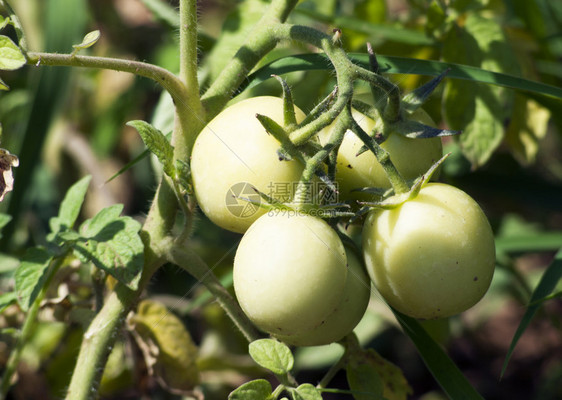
346, 362, 384, 400
505, 95, 550, 164
292, 383, 323, 400
128, 300, 200, 393
344, 337, 410, 400
0, 291, 17, 313
14, 247, 53, 311
442, 14, 519, 166
501, 248, 562, 377
228, 379, 273, 400
72, 204, 144, 290
0, 35, 25, 71
71, 30, 100, 53
248, 339, 294, 375
49, 175, 92, 235
127, 120, 175, 179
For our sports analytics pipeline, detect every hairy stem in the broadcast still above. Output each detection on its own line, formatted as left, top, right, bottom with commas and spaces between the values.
176, 0, 205, 158
25, 52, 189, 108
167, 245, 261, 342
201, 0, 299, 119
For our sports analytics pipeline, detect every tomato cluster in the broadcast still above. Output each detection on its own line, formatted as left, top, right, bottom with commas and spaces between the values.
190, 96, 496, 346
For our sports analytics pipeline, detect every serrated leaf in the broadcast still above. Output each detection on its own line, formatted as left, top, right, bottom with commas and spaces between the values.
0, 291, 17, 313
127, 120, 175, 179
0, 35, 25, 71
49, 175, 91, 234
73, 204, 143, 290
346, 348, 411, 400
129, 300, 200, 393
248, 339, 294, 375
14, 247, 53, 311
292, 384, 323, 400
228, 379, 273, 400
72, 30, 100, 52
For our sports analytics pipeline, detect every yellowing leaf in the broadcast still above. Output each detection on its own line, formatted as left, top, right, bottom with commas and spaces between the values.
128, 300, 200, 394
506, 95, 550, 164
347, 348, 412, 400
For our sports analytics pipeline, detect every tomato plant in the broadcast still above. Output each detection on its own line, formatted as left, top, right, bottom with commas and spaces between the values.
0, 1, 561, 400
362, 183, 496, 319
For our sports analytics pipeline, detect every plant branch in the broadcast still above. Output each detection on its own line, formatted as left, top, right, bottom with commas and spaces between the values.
25, 52, 189, 109
167, 245, 262, 343
200, 0, 299, 119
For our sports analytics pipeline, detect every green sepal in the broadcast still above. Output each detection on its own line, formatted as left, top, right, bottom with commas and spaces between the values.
297, 87, 337, 129
402, 69, 450, 113
272, 74, 298, 129
255, 114, 305, 165
359, 153, 450, 210
127, 120, 175, 179
392, 119, 461, 139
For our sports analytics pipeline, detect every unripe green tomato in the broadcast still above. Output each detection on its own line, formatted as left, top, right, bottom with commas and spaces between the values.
233, 212, 348, 335
319, 109, 443, 200
362, 183, 495, 319
273, 248, 371, 346
191, 96, 306, 233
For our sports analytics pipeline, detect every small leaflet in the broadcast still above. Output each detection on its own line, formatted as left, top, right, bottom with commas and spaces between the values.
72, 30, 101, 54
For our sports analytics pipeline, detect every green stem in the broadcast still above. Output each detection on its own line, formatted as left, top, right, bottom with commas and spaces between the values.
167, 245, 261, 343
176, 0, 205, 158
25, 52, 189, 109
201, 0, 299, 119
0, 257, 64, 399
64, 181, 174, 400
